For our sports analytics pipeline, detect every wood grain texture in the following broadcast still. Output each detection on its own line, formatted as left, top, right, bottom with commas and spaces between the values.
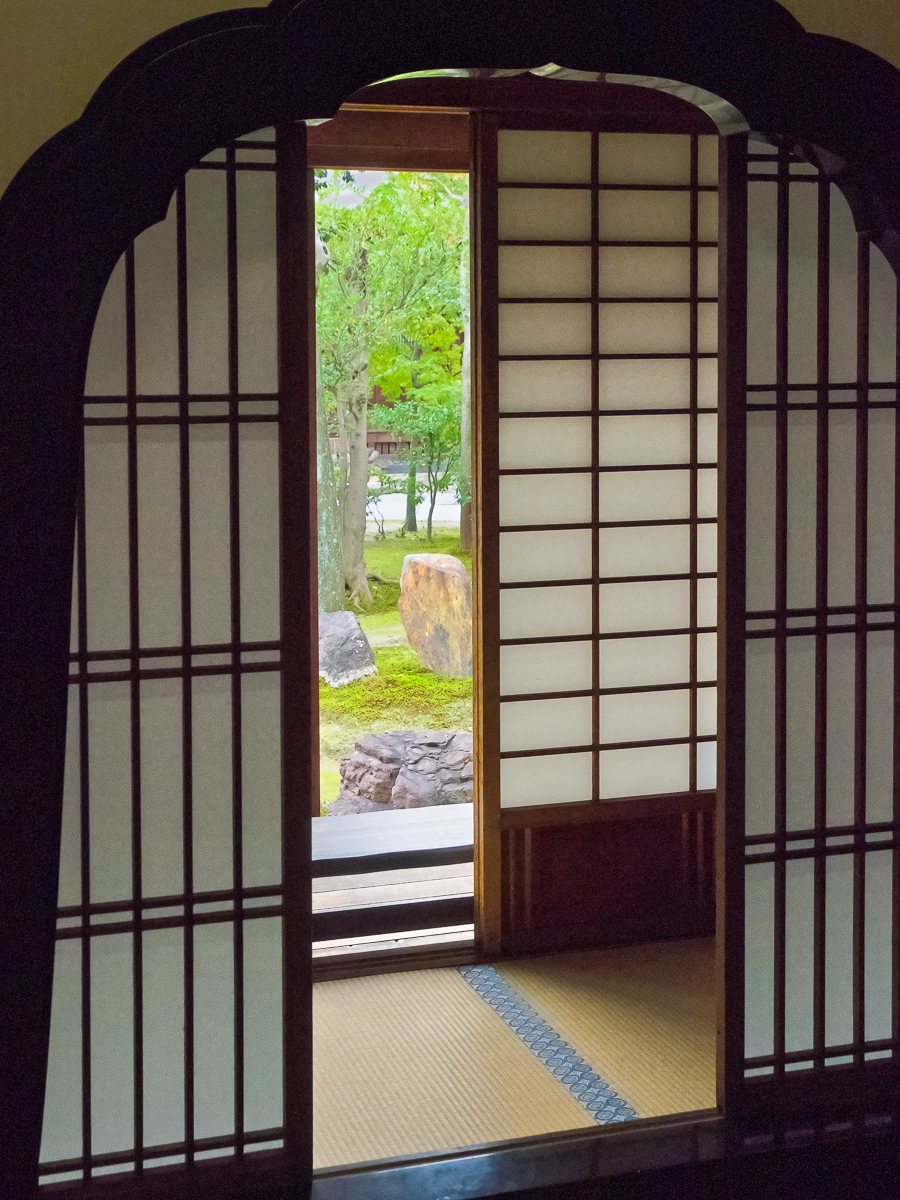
502, 808, 715, 954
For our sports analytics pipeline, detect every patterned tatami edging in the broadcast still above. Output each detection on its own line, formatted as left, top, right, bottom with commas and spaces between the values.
457, 965, 638, 1125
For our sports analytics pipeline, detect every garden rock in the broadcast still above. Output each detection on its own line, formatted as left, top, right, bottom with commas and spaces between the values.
330, 730, 474, 814
398, 554, 472, 677
318, 610, 376, 687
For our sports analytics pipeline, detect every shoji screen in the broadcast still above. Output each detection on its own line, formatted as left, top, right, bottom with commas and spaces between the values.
736, 136, 900, 1106
40, 129, 292, 1184
487, 125, 718, 809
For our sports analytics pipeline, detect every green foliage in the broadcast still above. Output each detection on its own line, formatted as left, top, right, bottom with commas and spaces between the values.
315, 171, 468, 425
385, 389, 461, 475
380, 367, 463, 540
319, 763, 343, 812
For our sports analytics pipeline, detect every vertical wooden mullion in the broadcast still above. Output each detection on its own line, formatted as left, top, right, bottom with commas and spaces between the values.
175, 176, 196, 1166
77, 410, 92, 1181
225, 142, 245, 1155
813, 173, 831, 1072
688, 133, 699, 805
125, 242, 144, 1172
275, 120, 315, 1181
472, 110, 502, 956
717, 131, 748, 1112
892, 271, 900, 1060
853, 236, 870, 1063
772, 146, 790, 1081
591, 132, 600, 806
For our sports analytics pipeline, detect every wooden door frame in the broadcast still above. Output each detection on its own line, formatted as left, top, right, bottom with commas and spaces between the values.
471, 96, 722, 964
3, 1, 900, 1193
304, 86, 719, 967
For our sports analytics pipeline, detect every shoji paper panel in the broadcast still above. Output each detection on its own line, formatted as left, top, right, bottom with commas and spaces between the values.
47, 130, 286, 1181
83, 426, 129, 652
193, 922, 236, 1140
137, 425, 182, 647
499, 359, 592, 412
142, 928, 186, 1147
186, 168, 229, 395
243, 917, 284, 1131
496, 127, 718, 808
236, 169, 278, 393
134, 194, 179, 395
41, 941, 83, 1165
90, 934, 135, 1155
742, 140, 900, 1085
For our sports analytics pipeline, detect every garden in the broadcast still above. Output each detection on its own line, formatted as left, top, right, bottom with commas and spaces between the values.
314, 169, 473, 816
318, 528, 473, 812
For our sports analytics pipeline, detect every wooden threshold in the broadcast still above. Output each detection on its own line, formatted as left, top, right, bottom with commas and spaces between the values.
313, 939, 477, 982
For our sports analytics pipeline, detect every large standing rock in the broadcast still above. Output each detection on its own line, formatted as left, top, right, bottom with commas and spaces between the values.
329, 730, 474, 814
398, 554, 472, 677
318, 611, 376, 687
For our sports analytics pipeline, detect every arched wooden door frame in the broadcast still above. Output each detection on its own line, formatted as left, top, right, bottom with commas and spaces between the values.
3, 1, 900, 1194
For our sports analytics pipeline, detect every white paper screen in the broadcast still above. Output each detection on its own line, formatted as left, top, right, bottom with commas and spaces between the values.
496, 128, 718, 808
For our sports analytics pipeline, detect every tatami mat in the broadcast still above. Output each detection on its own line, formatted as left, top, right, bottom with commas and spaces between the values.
313, 967, 593, 1168
312, 937, 715, 1169
496, 938, 716, 1118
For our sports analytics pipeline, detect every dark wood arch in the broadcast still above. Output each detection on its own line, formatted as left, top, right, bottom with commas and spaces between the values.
2, 1, 900, 1194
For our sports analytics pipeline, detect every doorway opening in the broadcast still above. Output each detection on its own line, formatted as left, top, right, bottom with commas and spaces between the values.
40, 73, 732, 1186
308, 83, 720, 1168
311, 164, 476, 962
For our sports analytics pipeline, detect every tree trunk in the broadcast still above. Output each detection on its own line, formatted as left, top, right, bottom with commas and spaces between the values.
403, 459, 418, 533
316, 389, 343, 612
458, 196, 472, 553
427, 480, 438, 542
341, 388, 373, 606
334, 251, 371, 607
459, 500, 472, 552
314, 226, 344, 612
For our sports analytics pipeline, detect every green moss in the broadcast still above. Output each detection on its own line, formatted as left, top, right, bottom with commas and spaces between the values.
319, 765, 342, 813
344, 528, 472, 615
322, 528, 473, 814
363, 528, 472, 580
319, 645, 472, 727
352, 580, 401, 615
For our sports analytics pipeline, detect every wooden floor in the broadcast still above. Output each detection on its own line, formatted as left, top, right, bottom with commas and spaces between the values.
313, 861, 474, 913
313, 937, 715, 1169
312, 862, 475, 957
311, 804, 475, 956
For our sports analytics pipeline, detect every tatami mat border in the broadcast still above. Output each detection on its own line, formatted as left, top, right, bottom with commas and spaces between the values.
457, 965, 637, 1124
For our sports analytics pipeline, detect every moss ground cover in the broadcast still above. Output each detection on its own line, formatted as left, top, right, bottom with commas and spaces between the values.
320, 530, 473, 813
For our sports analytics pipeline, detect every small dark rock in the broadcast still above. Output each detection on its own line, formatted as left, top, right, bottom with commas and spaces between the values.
318, 610, 376, 688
